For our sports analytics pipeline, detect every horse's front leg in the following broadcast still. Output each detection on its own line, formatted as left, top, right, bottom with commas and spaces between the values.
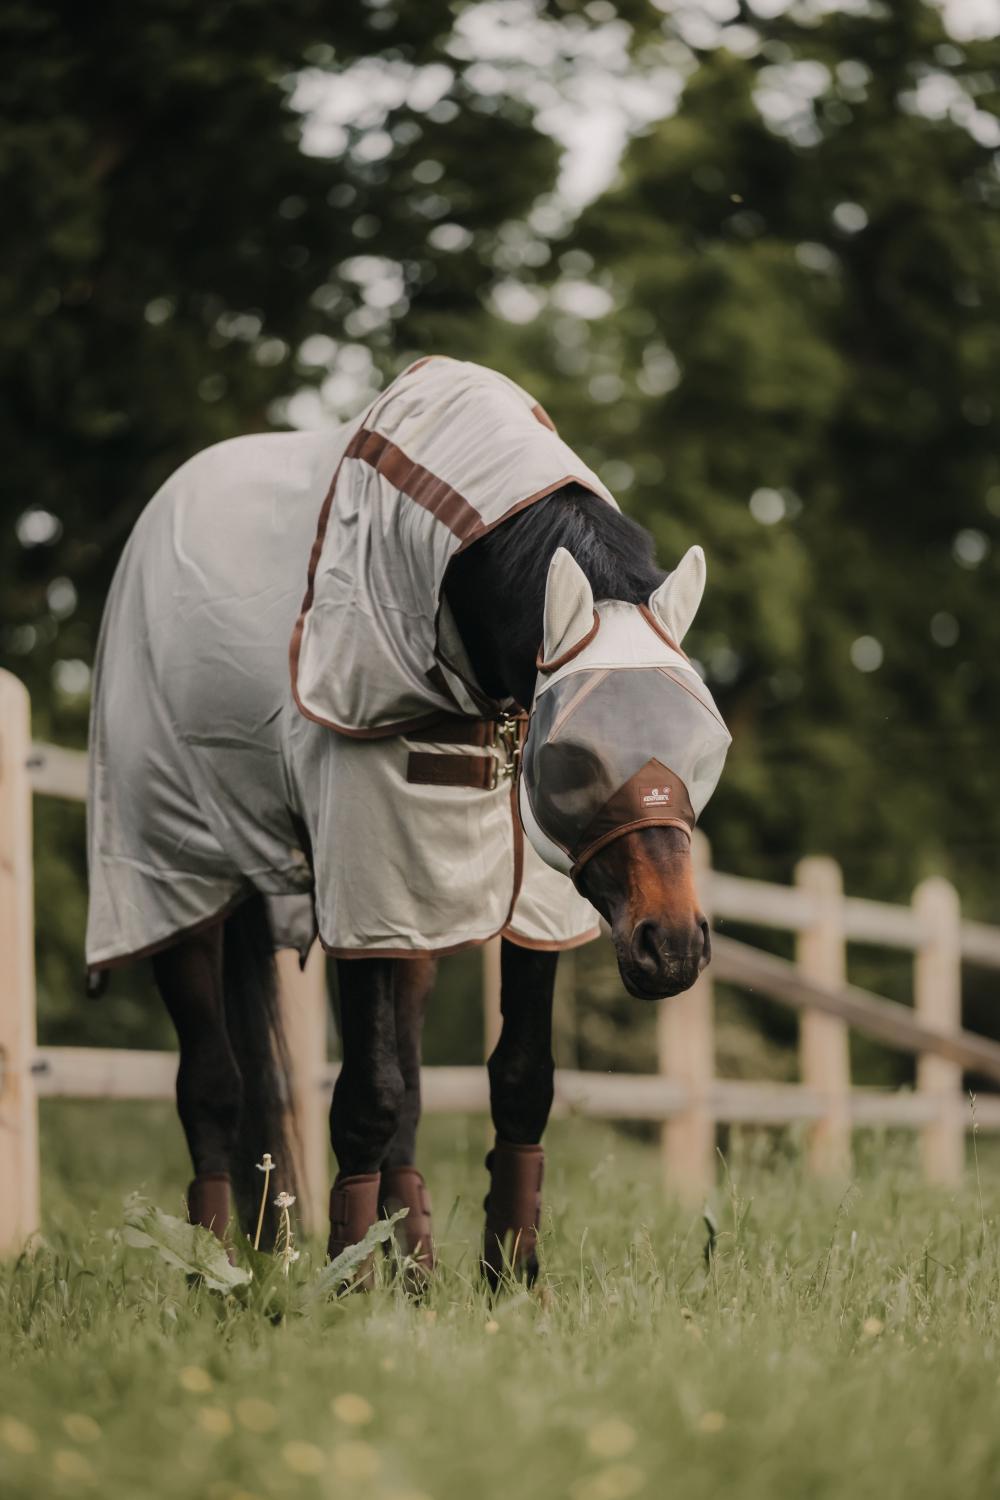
380, 955, 437, 1270
328, 957, 404, 1272
483, 939, 558, 1287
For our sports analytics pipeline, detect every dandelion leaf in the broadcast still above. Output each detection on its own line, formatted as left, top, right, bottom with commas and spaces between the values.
307, 1208, 408, 1299
122, 1193, 250, 1293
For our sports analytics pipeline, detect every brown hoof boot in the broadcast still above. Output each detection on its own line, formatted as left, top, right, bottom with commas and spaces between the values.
328, 1172, 381, 1287
380, 1167, 435, 1276
482, 1140, 544, 1290
187, 1173, 232, 1242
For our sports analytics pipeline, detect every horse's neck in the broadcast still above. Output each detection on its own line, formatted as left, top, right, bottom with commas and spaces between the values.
444, 543, 541, 711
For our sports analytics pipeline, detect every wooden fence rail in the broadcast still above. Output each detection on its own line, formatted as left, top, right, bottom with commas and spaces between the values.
3, 669, 1000, 1252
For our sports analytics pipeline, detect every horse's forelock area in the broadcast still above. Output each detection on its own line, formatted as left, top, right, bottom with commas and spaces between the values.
445, 486, 666, 707
487, 485, 664, 610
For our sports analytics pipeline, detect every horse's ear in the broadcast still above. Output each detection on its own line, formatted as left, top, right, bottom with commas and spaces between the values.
648, 545, 706, 644
542, 548, 595, 665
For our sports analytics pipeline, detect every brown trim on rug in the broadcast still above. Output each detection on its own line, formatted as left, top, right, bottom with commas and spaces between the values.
325, 929, 507, 961
405, 716, 497, 748
453, 475, 610, 553
349, 428, 484, 541
501, 924, 601, 952
531, 402, 556, 431
570, 817, 692, 880
535, 609, 600, 674
293, 699, 465, 741
86, 890, 252, 971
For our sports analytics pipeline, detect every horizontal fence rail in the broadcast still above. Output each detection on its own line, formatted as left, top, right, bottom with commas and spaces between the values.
2, 694, 1000, 1252
30, 1048, 1000, 1130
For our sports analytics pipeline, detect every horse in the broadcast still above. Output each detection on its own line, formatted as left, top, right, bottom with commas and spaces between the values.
85, 357, 729, 1281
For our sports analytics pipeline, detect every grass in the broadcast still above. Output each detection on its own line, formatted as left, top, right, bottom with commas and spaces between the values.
2, 1103, 999, 1500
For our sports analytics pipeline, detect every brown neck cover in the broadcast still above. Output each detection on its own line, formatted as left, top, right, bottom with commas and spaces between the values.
569, 757, 694, 878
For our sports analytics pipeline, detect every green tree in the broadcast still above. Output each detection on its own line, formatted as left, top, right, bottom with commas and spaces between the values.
513, 0, 1000, 914
0, 0, 559, 1046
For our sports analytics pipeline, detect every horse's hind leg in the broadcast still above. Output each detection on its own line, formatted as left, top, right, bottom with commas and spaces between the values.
152, 923, 241, 1240
483, 939, 558, 1287
328, 957, 404, 1271
380, 955, 437, 1270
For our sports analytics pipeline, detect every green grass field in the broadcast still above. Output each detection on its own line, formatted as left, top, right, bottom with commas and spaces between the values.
2, 1101, 999, 1500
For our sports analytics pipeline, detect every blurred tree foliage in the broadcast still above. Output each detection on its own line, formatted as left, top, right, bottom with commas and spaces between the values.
0, 0, 555, 1048
504, 0, 1000, 919
2, 0, 999, 1078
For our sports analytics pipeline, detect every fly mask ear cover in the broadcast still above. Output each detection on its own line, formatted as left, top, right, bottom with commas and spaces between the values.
519, 547, 731, 882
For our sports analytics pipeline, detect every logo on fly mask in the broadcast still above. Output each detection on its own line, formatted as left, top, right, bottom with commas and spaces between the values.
625, 761, 692, 830
569, 758, 696, 864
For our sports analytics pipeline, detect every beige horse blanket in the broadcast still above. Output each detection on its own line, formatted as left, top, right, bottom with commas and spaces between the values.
86, 358, 604, 966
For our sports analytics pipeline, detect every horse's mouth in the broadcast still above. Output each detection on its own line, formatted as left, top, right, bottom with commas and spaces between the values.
616, 958, 702, 1001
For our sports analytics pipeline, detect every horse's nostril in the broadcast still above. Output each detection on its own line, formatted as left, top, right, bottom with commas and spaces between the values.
698, 915, 711, 967
630, 919, 666, 976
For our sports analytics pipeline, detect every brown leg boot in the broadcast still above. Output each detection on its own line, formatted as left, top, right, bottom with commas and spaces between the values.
328, 1172, 381, 1287
187, 1173, 232, 1242
379, 1167, 435, 1278
482, 1140, 544, 1290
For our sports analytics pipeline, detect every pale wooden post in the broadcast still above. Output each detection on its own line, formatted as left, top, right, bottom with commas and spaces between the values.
0, 671, 40, 1253
913, 877, 963, 1184
482, 934, 502, 1062
276, 944, 329, 1233
796, 857, 851, 1177
658, 830, 715, 1202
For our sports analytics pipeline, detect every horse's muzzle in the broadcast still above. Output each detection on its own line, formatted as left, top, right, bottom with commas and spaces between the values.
615, 916, 710, 1000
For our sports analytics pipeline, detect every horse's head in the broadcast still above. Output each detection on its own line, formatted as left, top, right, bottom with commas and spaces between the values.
519, 546, 730, 1000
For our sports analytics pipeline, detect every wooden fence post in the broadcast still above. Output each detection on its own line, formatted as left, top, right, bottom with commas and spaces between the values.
658, 830, 715, 1203
0, 671, 40, 1253
796, 856, 851, 1177
276, 944, 329, 1233
913, 876, 963, 1183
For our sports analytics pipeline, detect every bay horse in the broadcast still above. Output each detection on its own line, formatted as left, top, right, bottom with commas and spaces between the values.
86, 361, 728, 1282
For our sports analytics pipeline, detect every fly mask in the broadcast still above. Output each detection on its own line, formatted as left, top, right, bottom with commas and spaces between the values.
519, 546, 731, 882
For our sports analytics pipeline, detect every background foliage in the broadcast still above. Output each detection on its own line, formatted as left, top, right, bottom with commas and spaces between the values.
2, 0, 998, 1073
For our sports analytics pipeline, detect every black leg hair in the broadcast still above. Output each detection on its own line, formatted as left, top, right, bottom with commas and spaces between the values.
487, 940, 558, 1145
384, 955, 437, 1170
152, 924, 242, 1179
331, 957, 406, 1176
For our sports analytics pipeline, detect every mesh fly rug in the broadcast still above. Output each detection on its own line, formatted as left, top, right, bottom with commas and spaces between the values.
86, 357, 606, 967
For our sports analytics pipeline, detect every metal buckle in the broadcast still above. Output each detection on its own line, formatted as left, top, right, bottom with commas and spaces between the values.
489, 713, 522, 790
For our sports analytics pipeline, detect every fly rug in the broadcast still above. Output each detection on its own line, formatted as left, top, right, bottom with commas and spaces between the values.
86, 355, 730, 1284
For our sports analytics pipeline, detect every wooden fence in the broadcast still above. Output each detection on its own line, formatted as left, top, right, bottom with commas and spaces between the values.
3, 666, 1000, 1252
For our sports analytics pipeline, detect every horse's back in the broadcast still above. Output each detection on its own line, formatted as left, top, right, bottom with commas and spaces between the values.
86, 428, 340, 965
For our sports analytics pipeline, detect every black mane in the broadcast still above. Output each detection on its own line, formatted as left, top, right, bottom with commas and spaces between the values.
445, 484, 665, 710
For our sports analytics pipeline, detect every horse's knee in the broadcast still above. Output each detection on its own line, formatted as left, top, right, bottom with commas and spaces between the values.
488, 1044, 554, 1144
175, 1048, 243, 1152
331, 1056, 406, 1173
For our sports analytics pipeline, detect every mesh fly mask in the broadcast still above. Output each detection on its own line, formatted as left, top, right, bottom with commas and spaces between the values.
518, 553, 731, 882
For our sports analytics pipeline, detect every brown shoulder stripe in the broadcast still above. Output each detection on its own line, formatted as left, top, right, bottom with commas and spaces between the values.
346, 428, 483, 542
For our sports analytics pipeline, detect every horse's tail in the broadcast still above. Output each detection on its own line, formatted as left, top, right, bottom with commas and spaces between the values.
222, 893, 298, 1244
